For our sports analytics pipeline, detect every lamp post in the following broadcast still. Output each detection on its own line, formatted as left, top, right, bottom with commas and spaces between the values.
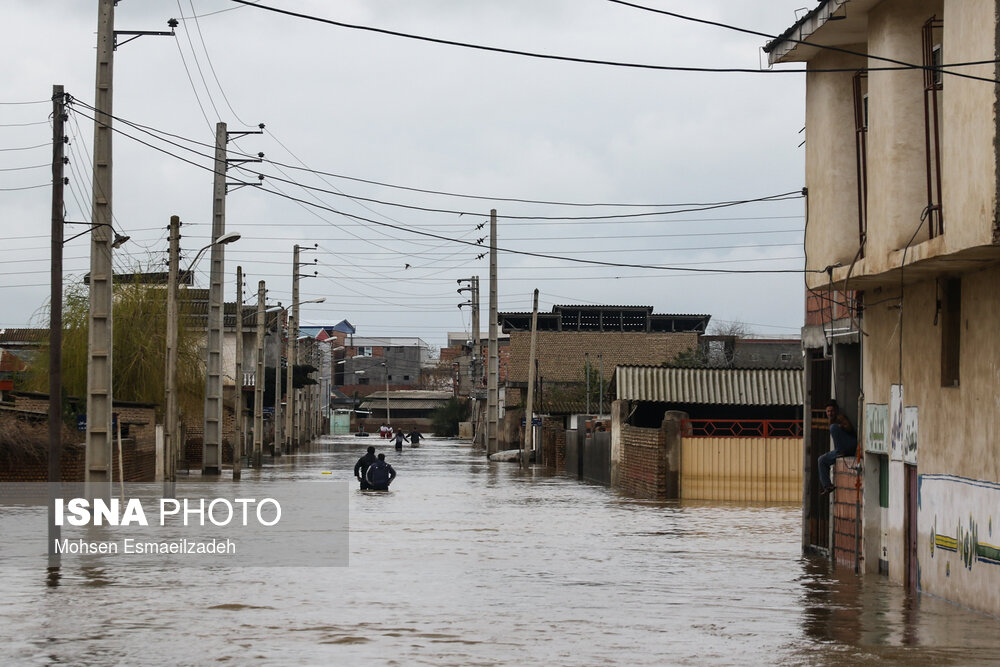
165, 227, 240, 490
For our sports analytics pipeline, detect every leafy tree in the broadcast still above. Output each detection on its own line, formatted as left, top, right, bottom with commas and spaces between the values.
26, 274, 204, 417
664, 346, 708, 368
430, 397, 470, 437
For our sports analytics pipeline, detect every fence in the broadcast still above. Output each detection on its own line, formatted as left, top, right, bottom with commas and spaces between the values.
679, 419, 803, 502
682, 419, 803, 438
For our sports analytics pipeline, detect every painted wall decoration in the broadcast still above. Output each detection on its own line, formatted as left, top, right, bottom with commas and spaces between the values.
889, 384, 903, 461
903, 406, 918, 465
865, 403, 888, 455
920, 474, 1000, 590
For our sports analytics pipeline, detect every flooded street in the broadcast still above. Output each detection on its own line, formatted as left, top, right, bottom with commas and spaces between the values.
3, 435, 999, 665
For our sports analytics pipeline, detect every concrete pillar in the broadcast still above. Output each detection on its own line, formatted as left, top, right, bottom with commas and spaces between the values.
661, 411, 689, 499
610, 399, 629, 489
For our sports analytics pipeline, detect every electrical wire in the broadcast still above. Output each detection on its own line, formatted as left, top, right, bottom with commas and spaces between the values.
0, 143, 48, 152
0, 183, 48, 191
230, 0, 1000, 82
0, 163, 48, 172
606, 0, 1000, 85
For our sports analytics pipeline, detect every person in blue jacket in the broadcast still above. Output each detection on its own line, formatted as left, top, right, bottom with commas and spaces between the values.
365, 453, 396, 491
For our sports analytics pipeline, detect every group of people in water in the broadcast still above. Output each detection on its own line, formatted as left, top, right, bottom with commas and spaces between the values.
377, 424, 423, 450
352, 427, 425, 491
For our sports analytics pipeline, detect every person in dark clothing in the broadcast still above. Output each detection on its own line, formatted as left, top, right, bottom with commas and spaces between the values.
354, 446, 377, 490
365, 453, 396, 491
393, 430, 409, 451
407, 430, 424, 447
818, 400, 857, 495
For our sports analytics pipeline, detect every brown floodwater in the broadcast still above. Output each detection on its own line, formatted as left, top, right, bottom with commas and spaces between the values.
2, 435, 999, 665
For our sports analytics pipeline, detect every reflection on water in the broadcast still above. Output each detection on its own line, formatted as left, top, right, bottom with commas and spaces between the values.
2, 435, 998, 665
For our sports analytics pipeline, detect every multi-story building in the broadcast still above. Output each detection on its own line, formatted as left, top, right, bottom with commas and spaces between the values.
767, 0, 1000, 616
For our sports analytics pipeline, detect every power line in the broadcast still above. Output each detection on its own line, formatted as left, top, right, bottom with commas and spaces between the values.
0, 143, 48, 152
70, 97, 807, 219
230, 0, 1000, 81
606, 0, 1000, 85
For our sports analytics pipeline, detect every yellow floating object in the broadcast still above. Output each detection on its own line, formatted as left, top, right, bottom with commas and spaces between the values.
321, 471, 332, 475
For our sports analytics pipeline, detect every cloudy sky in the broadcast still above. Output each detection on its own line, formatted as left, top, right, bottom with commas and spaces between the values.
1, 1, 811, 347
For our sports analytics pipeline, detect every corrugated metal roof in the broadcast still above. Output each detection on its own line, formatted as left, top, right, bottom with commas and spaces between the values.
359, 398, 451, 410
614, 366, 803, 406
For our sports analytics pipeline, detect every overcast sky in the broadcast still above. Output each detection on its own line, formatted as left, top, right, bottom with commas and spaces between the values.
1, 1, 811, 347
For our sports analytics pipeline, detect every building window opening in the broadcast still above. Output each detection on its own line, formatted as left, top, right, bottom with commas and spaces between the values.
940, 278, 961, 387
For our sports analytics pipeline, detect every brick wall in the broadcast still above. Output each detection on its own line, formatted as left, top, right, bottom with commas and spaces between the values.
540, 418, 566, 471
506, 331, 699, 383
620, 424, 666, 499
832, 458, 862, 569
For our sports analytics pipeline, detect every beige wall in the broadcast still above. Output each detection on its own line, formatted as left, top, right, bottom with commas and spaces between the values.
941, 0, 999, 250
865, 0, 942, 272
861, 265, 1000, 611
805, 50, 866, 289
803, 0, 998, 290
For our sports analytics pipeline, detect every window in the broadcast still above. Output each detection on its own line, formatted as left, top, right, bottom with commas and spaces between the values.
780, 353, 792, 362
403, 375, 410, 381
879, 455, 889, 508
358, 377, 369, 385
359, 346, 373, 357
940, 278, 961, 387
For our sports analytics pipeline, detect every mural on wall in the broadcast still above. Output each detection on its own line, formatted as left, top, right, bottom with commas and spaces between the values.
865, 403, 888, 455
921, 475, 1000, 585
903, 406, 918, 465
890, 384, 903, 462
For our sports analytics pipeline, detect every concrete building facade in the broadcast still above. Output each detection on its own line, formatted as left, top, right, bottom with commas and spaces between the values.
768, 0, 1000, 615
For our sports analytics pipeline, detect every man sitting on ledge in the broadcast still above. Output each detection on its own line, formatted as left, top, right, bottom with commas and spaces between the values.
818, 399, 856, 496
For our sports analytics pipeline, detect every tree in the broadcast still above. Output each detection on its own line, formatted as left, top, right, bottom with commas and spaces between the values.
25, 274, 204, 417
430, 397, 470, 437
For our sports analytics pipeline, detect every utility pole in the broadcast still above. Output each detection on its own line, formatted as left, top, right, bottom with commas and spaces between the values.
487, 209, 499, 457
524, 289, 539, 468
164, 216, 180, 493
233, 265, 244, 480
274, 313, 283, 456
585, 353, 591, 415
286, 244, 317, 450
49, 85, 66, 570
86, 0, 116, 488
253, 281, 265, 468
202, 123, 228, 475
285, 245, 299, 452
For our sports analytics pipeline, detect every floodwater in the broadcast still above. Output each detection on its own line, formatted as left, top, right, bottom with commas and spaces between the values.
3, 435, 1000, 665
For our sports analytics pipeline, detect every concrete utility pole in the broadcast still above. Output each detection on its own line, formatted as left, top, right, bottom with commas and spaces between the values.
164, 216, 180, 492
487, 209, 499, 457
284, 312, 295, 452
85, 0, 116, 487
49, 85, 66, 570
285, 245, 299, 452
523, 288, 539, 468
286, 244, 317, 450
233, 265, 244, 480
274, 312, 283, 456
253, 281, 265, 468
202, 122, 228, 475
585, 353, 591, 415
